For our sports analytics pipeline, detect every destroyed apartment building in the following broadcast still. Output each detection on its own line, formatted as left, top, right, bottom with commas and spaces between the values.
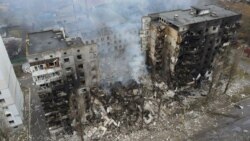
20, 4, 244, 140
26, 28, 99, 135
141, 5, 241, 87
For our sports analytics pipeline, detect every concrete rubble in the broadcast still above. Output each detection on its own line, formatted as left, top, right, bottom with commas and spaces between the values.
63, 77, 215, 141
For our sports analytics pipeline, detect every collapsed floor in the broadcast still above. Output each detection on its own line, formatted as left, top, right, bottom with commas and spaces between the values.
66, 77, 210, 141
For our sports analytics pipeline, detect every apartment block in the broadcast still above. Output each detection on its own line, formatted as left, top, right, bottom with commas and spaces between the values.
26, 28, 99, 135
141, 5, 241, 87
0, 36, 24, 128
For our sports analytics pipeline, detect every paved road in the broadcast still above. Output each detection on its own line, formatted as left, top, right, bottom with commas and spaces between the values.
20, 76, 50, 141
193, 98, 250, 141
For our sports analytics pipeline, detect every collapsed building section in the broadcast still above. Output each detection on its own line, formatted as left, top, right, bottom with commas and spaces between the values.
141, 5, 241, 87
70, 80, 149, 139
26, 28, 99, 135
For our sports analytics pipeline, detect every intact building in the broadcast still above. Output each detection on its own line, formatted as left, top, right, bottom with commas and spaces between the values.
0, 36, 24, 128
140, 5, 241, 87
26, 28, 99, 135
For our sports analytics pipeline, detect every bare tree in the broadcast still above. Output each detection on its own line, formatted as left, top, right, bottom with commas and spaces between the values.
207, 57, 223, 101
223, 50, 241, 95
157, 91, 163, 121
206, 45, 233, 102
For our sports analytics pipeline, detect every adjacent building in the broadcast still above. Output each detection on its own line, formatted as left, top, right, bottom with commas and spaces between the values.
26, 28, 99, 135
141, 5, 241, 87
81, 26, 140, 84
0, 36, 24, 128
26, 28, 99, 90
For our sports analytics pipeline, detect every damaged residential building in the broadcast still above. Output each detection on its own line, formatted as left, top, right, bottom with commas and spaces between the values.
26, 28, 99, 135
81, 26, 140, 84
141, 5, 241, 87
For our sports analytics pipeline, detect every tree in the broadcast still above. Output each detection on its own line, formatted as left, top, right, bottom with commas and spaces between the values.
206, 57, 223, 102
223, 50, 241, 95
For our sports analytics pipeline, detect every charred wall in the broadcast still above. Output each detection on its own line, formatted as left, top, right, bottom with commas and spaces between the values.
142, 7, 241, 88
174, 15, 241, 87
38, 84, 73, 135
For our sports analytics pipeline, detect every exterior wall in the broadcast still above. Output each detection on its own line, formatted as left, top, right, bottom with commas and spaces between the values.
140, 16, 151, 51
0, 36, 24, 128
27, 43, 99, 89
73, 44, 99, 87
163, 24, 181, 75
0, 37, 12, 90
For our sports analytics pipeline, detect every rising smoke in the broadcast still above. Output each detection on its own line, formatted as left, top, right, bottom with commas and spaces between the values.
0, 0, 215, 84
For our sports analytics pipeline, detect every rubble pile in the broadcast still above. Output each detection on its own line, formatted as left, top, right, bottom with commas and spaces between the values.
69, 79, 209, 140
79, 80, 145, 139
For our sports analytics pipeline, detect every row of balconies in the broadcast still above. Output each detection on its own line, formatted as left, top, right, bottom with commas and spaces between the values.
32, 67, 62, 77
35, 74, 62, 86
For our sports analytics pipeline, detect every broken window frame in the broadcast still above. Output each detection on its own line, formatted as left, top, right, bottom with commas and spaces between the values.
64, 58, 70, 63
77, 55, 82, 60
6, 113, 11, 117
78, 64, 84, 69
0, 98, 5, 103
39, 65, 44, 70
65, 67, 72, 72
9, 120, 14, 124
48, 62, 55, 67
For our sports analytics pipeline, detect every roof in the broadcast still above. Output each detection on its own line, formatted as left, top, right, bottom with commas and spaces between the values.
191, 5, 210, 11
27, 30, 83, 55
149, 5, 241, 27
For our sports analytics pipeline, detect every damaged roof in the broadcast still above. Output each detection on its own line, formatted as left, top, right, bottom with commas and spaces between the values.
27, 30, 83, 55
149, 5, 241, 27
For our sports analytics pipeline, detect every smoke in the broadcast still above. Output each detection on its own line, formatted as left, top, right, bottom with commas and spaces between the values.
81, 0, 203, 84
0, 0, 215, 84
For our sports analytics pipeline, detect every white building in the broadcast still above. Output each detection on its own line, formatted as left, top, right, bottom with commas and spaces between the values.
0, 36, 24, 128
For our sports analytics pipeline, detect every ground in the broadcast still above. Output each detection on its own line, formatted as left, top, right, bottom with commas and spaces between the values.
194, 98, 250, 141
18, 74, 50, 141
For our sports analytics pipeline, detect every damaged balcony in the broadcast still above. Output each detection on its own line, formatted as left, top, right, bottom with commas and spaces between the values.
38, 90, 71, 135
34, 74, 62, 86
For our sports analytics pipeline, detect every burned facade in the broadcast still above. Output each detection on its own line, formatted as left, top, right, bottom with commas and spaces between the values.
26, 28, 99, 135
141, 5, 241, 87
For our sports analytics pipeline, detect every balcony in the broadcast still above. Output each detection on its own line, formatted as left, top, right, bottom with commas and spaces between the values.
65, 67, 73, 74
32, 67, 62, 77
35, 75, 62, 85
